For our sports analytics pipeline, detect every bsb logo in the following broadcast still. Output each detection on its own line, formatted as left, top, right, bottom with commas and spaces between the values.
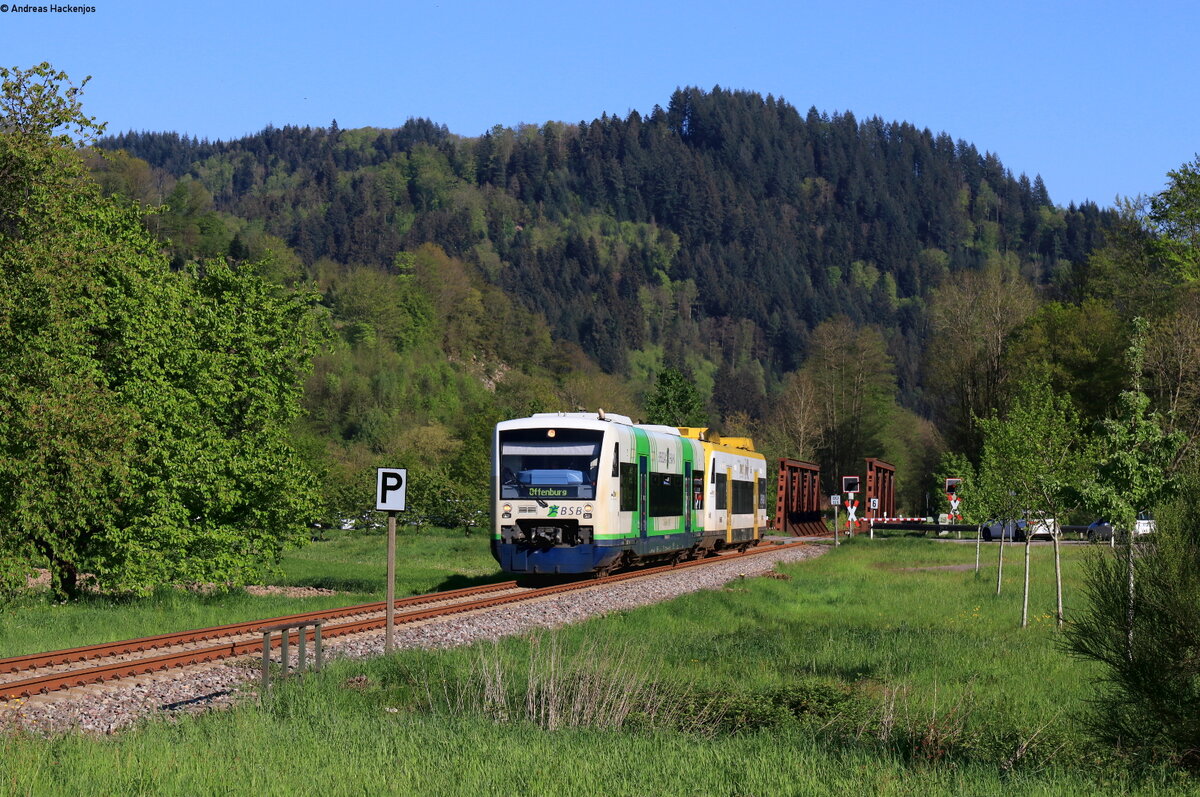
547, 505, 559, 517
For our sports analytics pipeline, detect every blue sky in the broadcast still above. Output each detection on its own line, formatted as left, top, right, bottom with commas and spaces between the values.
2, 0, 1197, 207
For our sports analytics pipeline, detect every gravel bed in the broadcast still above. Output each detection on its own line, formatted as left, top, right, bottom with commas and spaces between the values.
1, 544, 826, 737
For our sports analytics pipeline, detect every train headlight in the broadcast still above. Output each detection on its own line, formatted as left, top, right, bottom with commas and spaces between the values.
503, 504, 512, 513
584, 504, 593, 513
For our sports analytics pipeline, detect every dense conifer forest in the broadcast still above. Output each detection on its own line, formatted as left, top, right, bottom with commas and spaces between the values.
90, 86, 1197, 521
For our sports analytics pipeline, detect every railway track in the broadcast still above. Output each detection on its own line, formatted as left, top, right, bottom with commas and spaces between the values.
1, 541, 806, 702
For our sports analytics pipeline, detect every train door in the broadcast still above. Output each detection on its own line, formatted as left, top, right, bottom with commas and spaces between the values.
725, 465, 734, 544
638, 455, 649, 538
753, 473, 761, 540
684, 461, 693, 533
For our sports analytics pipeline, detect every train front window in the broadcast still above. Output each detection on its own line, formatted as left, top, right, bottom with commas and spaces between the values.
499, 429, 603, 500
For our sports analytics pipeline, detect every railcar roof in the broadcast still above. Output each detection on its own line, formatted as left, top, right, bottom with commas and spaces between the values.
497, 412, 630, 433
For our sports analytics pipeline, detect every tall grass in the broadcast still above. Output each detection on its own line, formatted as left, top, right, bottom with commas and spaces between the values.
407, 634, 723, 734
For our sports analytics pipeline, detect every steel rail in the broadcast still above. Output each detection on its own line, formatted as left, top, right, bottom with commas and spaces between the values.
0, 580, 519, 675
1, 542, 804, 700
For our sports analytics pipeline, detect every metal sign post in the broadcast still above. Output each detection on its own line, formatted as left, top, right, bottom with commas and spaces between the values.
385, 511, 396, 653
830, 494, 841, 546
375, 468, 407, 655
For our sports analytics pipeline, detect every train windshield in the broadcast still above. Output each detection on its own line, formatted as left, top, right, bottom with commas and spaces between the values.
499, 429, 603, 500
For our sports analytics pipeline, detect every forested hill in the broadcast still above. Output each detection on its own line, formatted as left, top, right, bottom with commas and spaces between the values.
98, 87, 1114, 410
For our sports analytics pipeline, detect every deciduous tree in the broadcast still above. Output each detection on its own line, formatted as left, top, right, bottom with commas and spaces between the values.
644, 366, 707, 427
1083, 319, 1185, 533
926, 258, 1038, 457
767, 369, 823, 462
0, 64, 321, 598
1145, 291, 1200, 466
1148, 156, 1200, 284
975, 376, 1088, 626
803, 316, 896, 493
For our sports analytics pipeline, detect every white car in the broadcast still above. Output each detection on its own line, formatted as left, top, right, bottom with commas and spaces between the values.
1134, 512, 1156, 535
1026, 513, 1059, 539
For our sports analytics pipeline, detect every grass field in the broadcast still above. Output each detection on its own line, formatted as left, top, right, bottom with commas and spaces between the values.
0, 526, 503, 658
3, 536, 1196, 795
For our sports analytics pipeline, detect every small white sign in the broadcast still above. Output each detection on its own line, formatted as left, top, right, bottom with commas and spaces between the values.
829, 495, 841, 506
375, 468, 407, 511
870, 498, 879, 510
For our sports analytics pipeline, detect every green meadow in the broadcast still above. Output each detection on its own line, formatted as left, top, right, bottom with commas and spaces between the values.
3, 537, 1196, 795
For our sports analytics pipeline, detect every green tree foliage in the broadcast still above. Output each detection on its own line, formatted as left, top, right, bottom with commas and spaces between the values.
1079, 158, 1200, 318
0, 64, 321, 598
975, 377, 1087, 524
1004, 299, 1127, 420
925, 258, 1038, 457
99, 88, 1115, 392
803, 317, 897, 493
1148, 156, 1200, 284
975, 376, 1088, 626
1083, 320, 1185, 531
932, 451, 975, 520
328, 262, 433, 352
1144, 292, 1200, 465
1078, 197, 1171, 318
644, 367, 707, 427
1064, 462, 1200, 769
765, 370, 823, 463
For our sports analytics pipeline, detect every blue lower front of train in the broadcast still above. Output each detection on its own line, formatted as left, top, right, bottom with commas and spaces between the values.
491, 540, 626, 574
492, 532, 705, 575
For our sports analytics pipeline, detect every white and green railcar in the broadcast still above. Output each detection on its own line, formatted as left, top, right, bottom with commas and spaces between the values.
492, 412, 767, 575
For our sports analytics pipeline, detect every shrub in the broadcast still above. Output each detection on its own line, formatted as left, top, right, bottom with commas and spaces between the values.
1064, 462, 1200, 769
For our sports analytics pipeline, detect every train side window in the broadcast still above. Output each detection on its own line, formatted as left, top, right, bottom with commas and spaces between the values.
692, 470, 704, 510
619, 463, 637, 511
649, 472, 683, 517
612, 443, 619, 477
758, 478, 767, 510
715, 472, 727, 510
733, 480, 754, 514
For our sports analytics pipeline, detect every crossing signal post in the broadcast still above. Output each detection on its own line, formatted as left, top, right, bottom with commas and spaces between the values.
841, 476, 860, 535
945, 477, 963, 523
375, 468, 407, 654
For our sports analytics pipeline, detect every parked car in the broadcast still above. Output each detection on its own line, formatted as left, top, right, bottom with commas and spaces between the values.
1026, 512, 1059, 539
982, 519, 1027, 541
1086, 518, 1115, 542
1087, 514, 1156, 542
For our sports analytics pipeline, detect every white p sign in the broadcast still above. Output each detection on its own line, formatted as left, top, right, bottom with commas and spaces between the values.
376, 468, 407, 511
